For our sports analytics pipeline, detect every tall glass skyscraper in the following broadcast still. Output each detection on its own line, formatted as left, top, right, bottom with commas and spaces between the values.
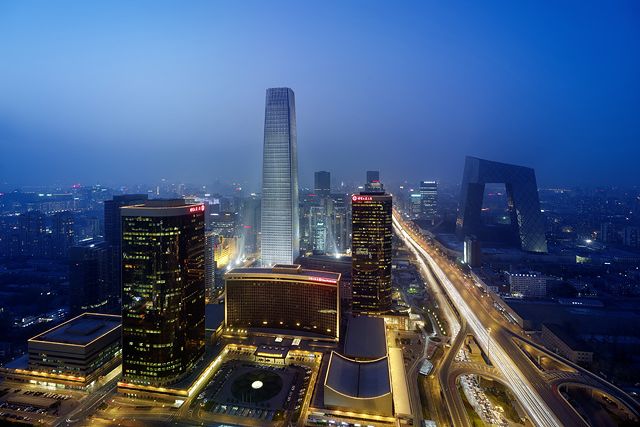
351, 184, 393, 313
121, 200, 205, 386
261, 87, 299, 266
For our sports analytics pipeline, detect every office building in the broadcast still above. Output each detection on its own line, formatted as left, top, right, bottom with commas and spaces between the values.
69, 241, 109, 315
261, 87, 299, 266
624, 226, 640, 248
419, 180, 438, 223
365, 170, 382, 192
121, 200, 205, 386
314, 171, 331, 198
456, 156, 548, 253
0, 313, 121, 389
225, 264, 340, 340
50, 211, 74, 259
103, 194, 148, 307
463, 236, 482, 268
205, 231, 216, 299
410, 191, 422, 219
351, 187, 393, 313
310, 205, 327, 254
506, 271, 548, 298
541, 323, 593, 365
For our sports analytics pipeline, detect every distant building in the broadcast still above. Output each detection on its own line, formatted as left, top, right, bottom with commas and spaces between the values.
600, 222, 619, 244
331, 193, 350, 254
261, 87, 299, 266
364, 171, 383, 193
50, 211, 74, 259
541, 323, 593, 365
410, 192, 422, 219
121, 200, 206, 386
463, 236, 482, 267
225, 264, 340, 340
420, 180, 438, 223
623, 226, 639, 248
314, 171, 331, 198
351, 188, 392, 313
506, 271, 547, 298
457, 156, 547, 253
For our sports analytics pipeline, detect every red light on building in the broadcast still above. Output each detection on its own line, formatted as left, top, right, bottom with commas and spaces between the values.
189, 204, 205, 213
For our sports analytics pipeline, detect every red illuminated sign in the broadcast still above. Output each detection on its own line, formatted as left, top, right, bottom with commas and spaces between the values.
308, 276, 337, 284
352, 195, 373, 202
189, 204, 205, 213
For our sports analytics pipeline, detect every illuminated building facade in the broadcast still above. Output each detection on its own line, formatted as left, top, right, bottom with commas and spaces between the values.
121, 200, 206, 386
351, 190, 393, 313
419, 180, 437, 222
225, 264, 340, 340
0, 313, 122, 389
456, 156, 548, 253
261, 87, 299, 266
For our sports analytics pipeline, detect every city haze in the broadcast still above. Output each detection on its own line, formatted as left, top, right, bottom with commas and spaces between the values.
1, 1, 639, 188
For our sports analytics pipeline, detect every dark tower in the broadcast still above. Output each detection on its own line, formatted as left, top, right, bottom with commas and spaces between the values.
121, 200, 205, 386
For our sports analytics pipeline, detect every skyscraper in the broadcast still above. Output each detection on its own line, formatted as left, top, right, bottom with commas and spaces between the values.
314, 171, 331, 198
457, 156, 548, 253
420, 180, 438, 223
121, 200, 205, 386
351, 184, 393, 313
69, 241, 109, 315
104, 194, 148, 308
261, 87, 299, 266
365, 171, 383, 193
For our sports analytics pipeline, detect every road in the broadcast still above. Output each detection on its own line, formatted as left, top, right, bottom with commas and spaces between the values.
394, 211, 585, 427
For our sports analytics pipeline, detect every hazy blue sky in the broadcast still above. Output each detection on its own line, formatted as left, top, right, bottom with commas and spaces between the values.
1, 1, 639, 189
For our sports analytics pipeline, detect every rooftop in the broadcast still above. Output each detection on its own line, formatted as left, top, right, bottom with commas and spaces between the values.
226, 265, 340, 282
344, 316, 387, 359
29, 313, 121, 346
325, 352, 390, 398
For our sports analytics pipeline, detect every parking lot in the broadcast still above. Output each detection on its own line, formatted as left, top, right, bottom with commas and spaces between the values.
0, 385, 78, 426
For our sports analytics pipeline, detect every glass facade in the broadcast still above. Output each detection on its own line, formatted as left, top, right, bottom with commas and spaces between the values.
261, 87, 299, 266
351, 193, 393, 313
121, 200, 205, 386
419, 180, 438, 222
225, 266, 339, 339
456, 156, 548, 253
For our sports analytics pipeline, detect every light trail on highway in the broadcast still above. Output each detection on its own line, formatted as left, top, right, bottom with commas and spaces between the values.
394, 214, 562, 427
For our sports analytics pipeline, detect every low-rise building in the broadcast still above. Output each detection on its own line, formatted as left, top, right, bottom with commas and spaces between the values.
541, 323, 593, 365
506, 271, 548, 298
1, 313, 121, 389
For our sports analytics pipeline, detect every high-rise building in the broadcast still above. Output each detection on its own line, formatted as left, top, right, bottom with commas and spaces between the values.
457, 156, 548, 253
205, 231, 216, 300
365, 171, 382, 193
351, 187, 393, 313
310, 205, 327, 254
69, 241, 109, 315
366, 170, 380, 184
261, 87, 299, 266
121, 200, 205, 386
331, 193, 350, 254
50, 211, 75, 259
420, 180, 438, 223
103, 194, 148, 308
314, 171, 331, 198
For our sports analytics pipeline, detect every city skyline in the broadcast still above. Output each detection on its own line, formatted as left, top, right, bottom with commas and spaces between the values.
1, 2, 639, 187
2, 3, 640, 427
